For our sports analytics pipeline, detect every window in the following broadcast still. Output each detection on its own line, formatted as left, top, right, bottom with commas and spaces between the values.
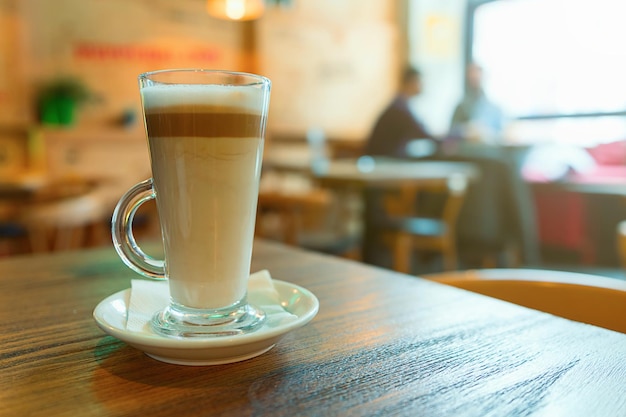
469, 0, 626, 146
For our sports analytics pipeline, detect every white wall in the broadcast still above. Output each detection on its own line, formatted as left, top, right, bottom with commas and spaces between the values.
407, 0, 467, 137
258, 0, 399, 140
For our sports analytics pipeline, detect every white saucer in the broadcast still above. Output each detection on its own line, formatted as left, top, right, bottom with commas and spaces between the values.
93, 280, 319, 366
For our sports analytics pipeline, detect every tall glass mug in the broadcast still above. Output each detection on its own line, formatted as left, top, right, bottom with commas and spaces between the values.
112, 69, 271, 338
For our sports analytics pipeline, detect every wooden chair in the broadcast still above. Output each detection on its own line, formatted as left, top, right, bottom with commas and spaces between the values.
423, 268, 626, 334
384, 174, 468, 273
256, 188, 361, 259
19, 179, 109, 253
256, 189, 331, 246
0, 202, 29, 256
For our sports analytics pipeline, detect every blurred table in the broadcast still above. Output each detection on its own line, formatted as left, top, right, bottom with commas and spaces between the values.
0, 174, 100, 202
263, 156, 479, 186
528, 165, 626, 267
310, 158, 479, 265
530, 176, 626, 196
312, 157, 478, 188
1, 240, 625, 416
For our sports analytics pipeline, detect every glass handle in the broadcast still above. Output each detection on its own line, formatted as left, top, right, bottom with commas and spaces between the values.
111, 178, 165, 280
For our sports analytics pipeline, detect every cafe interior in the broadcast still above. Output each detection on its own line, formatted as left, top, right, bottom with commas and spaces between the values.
2, 1, 626, 415
2, 0, 626, 277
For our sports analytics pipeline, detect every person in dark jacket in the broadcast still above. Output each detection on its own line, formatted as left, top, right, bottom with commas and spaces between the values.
364, 66, 435, 158
361, 66, 438, 268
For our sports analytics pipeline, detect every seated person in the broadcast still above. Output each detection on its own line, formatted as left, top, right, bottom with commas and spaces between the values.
364, 66, 437, 159
449, 63, 504, 144
362, 66, 439, 267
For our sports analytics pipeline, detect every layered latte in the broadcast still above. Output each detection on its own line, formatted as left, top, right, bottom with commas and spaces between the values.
141, 84, 266, 309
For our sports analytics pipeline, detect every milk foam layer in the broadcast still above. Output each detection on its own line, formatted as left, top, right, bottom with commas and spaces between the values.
142, 84, 265, 113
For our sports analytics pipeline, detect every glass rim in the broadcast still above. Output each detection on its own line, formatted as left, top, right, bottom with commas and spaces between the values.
138, 68, 270, 88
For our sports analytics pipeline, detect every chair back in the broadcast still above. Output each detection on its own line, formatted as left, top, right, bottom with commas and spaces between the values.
19, 179, 108, 252
384, 174, 468, 221
383, 174, 469, 272
424, 268, 626, 334
256, 188, 331, 245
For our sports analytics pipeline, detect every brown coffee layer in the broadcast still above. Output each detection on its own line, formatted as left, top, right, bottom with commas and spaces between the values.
145, 111, 264, 138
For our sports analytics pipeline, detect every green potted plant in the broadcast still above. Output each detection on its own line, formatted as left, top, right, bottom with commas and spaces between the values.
37, 76, 91, 126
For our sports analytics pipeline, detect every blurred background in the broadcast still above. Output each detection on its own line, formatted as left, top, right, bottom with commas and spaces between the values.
2, 0, 626, 279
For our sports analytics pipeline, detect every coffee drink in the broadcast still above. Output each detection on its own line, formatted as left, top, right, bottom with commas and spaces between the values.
112, 70, 270, 338
141, 84, 266, 309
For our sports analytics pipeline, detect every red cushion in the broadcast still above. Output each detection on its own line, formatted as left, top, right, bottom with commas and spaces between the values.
586, 141, 626, 166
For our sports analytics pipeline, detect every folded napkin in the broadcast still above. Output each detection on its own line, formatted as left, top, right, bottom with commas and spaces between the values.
126, 270, 298, 334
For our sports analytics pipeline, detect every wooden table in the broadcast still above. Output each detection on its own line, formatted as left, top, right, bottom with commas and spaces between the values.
262, 157, 479, 186
531, 177, 626, 196
312, 157, 478, 188
1, 240, 625, 416
0, 174, 101, 203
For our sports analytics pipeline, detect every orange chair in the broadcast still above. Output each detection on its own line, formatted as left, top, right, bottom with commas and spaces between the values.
423, 268, 626, 334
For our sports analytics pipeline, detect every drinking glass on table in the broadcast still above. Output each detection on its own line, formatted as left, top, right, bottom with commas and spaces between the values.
111, 69, 271, 338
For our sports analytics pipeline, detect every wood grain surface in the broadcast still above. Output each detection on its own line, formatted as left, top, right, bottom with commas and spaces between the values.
1, 240, 625, 416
